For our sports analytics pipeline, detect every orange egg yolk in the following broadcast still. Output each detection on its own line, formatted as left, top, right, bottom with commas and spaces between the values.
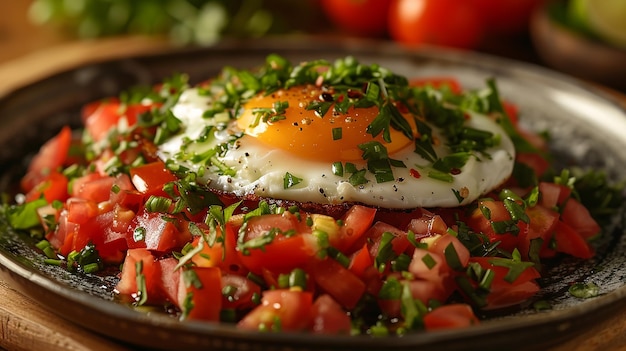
236, 85, 416, 162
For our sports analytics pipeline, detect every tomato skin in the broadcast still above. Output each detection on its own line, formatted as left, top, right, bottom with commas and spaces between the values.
129, 161, 177, 196
221, 274, 262, 310
406, 212, 449, 239
321, 0, 391, 37
83, 101, 154, 142
21, 126, 72, 193
516, 152, 550, 178
238, 289, 313, 331
310, 294, 351, 335
127, 207, 191, 252
115, 248, 161, 304
237, 213, 316, 275
388, 0, 484, 49
519, 204, 559, 259
71, 173, 116, 203
560, 199, 600, 240
469, 256, 541, 310
364, 221, 411, 260
338, 205, 377, 253
428, 234, 471, 270
24, 171, 69, 203
466, 200, 519, 252
177, 266, 223, 321
308, 258, 366, 310
423, 304, 479, 330
553, 221, 594, 259
155, 257, 182, 305
348, 243, 374, 279
191, 223, 247, 275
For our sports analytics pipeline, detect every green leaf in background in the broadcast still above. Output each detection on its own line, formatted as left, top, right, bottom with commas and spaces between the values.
28, 0, 320, 45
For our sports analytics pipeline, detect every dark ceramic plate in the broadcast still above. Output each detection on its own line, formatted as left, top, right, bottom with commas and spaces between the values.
1, 38, 625, 351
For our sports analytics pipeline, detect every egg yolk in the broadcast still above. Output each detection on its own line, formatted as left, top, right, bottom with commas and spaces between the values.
237, 85, 416, 162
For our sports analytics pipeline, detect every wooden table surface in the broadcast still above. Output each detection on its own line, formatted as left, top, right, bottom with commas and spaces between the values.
2, 35, 626, 351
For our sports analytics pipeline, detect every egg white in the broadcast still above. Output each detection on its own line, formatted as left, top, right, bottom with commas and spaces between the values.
158, 88, 515, 209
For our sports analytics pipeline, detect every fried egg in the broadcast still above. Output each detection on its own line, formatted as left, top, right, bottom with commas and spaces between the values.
158, 83, 515, 209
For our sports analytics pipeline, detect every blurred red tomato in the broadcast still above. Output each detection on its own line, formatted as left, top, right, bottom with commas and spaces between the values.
471, 0, 545, 35
388, 0, 484, 49
320, 0, 391, 37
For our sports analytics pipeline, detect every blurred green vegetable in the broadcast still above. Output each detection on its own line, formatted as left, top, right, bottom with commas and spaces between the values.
28, 0, 318, 45
548, 0, 626, 49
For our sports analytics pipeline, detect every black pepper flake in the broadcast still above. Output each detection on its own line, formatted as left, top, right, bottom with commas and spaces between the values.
245, 152, 250, 157
321, 92, 333, 102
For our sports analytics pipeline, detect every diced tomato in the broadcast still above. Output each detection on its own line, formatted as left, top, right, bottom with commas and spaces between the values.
310, 294, 351, 335
553, 221, 594, 259
109, 173, 144, 211
130, 161, 177, 196
71, 173, 116, 204
348, 243, 373, 279
363, 221, 411, 260
83, 101, 154, 142
466, 199, 519, 252
177, 266, 222, 321
469, 256, 541, 310
406, 278, 451, 306
115, 248, 161, 304
66, 198, 99, 224
47, 208, 74, 255
516, 152, 550, 178
191, 223, 247, 275
518, 204, 559, 259
308, 258, 366, 310
409, 77, 462, 94
221, 273, 262, 310
409, 247, 448, 283
560, 199, 600, 240
406, 211, 449, 238
538, 182, 571, 209
24, 171, 69, 203
21, 126, 72, 193
337, 205, 377, 252
238, 289, 313, 331
127, 207, 191, 252
427, 233, 471, 271
237, 213, 316, 275
155, 257, 181, 305
423, 304, 479, 330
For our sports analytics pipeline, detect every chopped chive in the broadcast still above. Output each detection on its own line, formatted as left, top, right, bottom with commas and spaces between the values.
332, 127, 342, 140
283, 172, 303, 189
332, 162, 344, 176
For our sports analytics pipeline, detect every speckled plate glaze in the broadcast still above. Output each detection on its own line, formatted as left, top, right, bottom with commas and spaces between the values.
1, 38, 625, 351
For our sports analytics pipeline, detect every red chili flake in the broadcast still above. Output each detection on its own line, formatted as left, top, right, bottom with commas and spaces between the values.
450, 168, 461, 175
463, 113, 471, 120
410, 168, 421, 179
